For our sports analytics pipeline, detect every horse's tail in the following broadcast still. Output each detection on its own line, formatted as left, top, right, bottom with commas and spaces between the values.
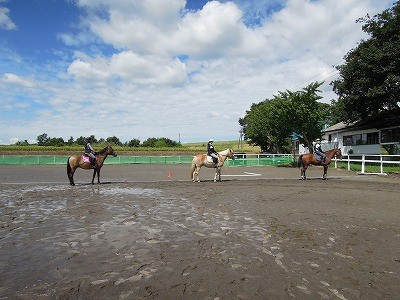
297, 155, 303, 168
67, 157, 71, 175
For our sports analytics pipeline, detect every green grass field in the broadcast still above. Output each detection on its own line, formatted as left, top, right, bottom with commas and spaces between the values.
336, 161, 400, 174
0, 141, 261, 154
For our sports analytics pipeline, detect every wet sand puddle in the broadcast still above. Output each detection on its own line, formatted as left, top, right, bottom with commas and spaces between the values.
0, 182, 397, 299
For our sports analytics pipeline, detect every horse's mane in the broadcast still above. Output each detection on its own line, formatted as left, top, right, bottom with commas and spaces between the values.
325, 148, 341, 157
326, 148, 340, 153
218, 148, 231, 156
97, 146, 110, 155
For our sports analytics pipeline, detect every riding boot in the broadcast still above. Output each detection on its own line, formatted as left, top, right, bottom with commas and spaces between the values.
90, 157, 96, 168
213, 158, 218, 168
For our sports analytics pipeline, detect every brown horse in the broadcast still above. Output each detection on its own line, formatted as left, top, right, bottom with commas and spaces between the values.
298, 148, 342, 180
190, 149, 235, 182
67, 145, 117, 186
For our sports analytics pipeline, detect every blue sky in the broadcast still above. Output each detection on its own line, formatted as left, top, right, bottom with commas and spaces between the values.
0, 0, 394, 144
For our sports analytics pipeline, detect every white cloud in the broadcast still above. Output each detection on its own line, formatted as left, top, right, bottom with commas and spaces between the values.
0, 0, 395, 144
0, 73, 35, 88
9, 137, 19, 144
0, 6, 16, 30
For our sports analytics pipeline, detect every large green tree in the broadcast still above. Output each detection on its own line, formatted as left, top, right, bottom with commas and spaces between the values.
331, 1, 400, 123
239, 97, 291, 153
239, 82, 329, 153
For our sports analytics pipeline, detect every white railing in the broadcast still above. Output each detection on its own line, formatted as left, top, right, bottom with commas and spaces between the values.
334, 154, 400, 175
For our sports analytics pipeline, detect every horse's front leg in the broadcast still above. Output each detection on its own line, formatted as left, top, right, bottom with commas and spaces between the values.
97, 168, 101, 184
323, 165, 328, 180
92, 169, 97, 184
301, 167, 307, 180
214, 167, 221, 182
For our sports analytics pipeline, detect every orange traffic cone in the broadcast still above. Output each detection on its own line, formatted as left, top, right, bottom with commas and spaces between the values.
168, 170, 174, 179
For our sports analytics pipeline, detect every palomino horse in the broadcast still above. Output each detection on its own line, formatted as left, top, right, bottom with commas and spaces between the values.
298, 148, 342, 180
190, 149, 235, 182
67, 145, 117, 186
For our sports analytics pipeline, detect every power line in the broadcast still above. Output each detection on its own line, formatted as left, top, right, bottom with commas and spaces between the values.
290, 60, 343, 91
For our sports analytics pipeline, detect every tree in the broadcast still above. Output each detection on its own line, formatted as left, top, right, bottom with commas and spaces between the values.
141, 137, 180, 148
239, 101, 283, 152
67, 136, 74, 145
106, 136, 123, 146
37, 133, 49, 146
281, 82, 328, 151
141, 137, 157, 147
15, 140, 29, 146
239, 82, 328, 153
89, 135, 98, 144
75, 136, 86, 145
127, 138, 140, 147
331, 1, 400, 123
48, 137, 65, 146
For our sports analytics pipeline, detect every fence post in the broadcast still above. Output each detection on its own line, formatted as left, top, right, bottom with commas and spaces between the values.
361, 155, 365, 174
347, 155, 350, 171
380, 155, 383, 174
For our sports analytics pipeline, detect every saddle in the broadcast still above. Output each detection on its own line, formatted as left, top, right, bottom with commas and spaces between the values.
314, 154, 326, 165
82, 154, 91, 164
82, 154, 96, 167
206, 155, 219, 164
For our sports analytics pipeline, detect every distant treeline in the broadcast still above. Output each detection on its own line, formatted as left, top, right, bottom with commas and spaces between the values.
15, 133, 181, 148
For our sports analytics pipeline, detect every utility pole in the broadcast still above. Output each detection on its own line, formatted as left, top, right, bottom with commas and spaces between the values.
238, 129, 243, 149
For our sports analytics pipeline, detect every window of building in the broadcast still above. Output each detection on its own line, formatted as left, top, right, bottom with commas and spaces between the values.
343, 131, 380, 146
343, 135, 352, 146
381, 127, 400, 143
367, 132, 379, 144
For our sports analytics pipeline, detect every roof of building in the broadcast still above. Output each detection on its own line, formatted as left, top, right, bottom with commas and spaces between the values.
324, 113, 400, 133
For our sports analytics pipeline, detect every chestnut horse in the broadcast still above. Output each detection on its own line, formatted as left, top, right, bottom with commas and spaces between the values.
67, 145, 117, 186
298, 148, 342, 180
190, 148, 235, 182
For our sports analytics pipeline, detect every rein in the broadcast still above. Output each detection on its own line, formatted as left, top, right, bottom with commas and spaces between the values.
96, 146, 109, 155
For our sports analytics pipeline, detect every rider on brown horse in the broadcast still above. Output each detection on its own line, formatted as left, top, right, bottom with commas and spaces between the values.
313, 138, 326, 165
84, 138, 97, 168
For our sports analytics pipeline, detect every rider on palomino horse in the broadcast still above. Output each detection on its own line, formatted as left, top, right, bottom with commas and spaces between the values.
207, 139, 219, 168
84, 138, 97, 168
313, 138, 326, 165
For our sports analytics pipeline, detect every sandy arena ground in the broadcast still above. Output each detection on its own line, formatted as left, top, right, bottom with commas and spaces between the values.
0, 164, 399, 299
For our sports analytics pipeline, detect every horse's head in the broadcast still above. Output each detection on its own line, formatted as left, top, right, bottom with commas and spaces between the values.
335, 148, 342, 159
228, 149, 235, 160
107, 145, 117, 157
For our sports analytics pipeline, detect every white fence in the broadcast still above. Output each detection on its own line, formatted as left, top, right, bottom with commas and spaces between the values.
334, 154, 400, 175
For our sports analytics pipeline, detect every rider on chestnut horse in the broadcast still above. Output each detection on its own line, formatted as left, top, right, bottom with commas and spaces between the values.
313, 138, 326, 165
